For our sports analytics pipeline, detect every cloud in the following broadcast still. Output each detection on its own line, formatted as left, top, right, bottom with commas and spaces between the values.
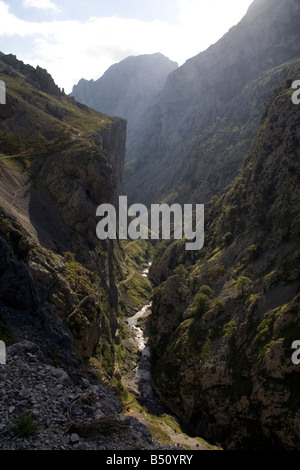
0, 1, 55, 35
22, 0, 61, 13
0, 0, 253, 93
26, 16, 181, 92
0, 1, 182, 92
176, 0, 252, 51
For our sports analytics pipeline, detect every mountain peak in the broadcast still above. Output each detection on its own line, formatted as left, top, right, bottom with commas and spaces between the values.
124, 0, 300, 206
71, 53, 178, 155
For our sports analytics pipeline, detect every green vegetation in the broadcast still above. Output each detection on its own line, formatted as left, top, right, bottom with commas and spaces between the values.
95, 338, 115, 378
64, 259, 97, 296
221, 231, 233, 246
173, 263, 189, 279
121, 390, 220, 450
120, 271, 152, 310
200, 338, 211, 360
1, 48, 300, 451
115, 239, 153, 314
199, 285, 212, 297
10, 411, 38, 438
252, 306, 283, 357
223, 319, 236, 339
207, 264, 226, 280
235, 276, 252, 297
246, 293, 261, 308
191, 292, 212, 316
0, 216, 13, 231
214, 298, 225, 312
0, 60, 113, 184
146, 63, 300, 449
248, 244, 260, 260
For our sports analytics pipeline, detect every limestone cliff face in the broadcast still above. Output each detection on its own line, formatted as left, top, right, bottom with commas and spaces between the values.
125, 0, 300, 205
71, 53, 178, 162
0, 53, 126, 363
149, 76, 300, 450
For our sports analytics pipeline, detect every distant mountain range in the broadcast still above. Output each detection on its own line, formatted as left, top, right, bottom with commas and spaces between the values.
72, 1, 300, 208
122, 0, 300, 205
71, 53, 178, 161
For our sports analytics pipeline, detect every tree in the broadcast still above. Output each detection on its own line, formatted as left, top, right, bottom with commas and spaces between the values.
236, 276, 251, 297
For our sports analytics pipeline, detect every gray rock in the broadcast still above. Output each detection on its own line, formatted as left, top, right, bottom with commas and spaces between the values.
70, 433, 80, 443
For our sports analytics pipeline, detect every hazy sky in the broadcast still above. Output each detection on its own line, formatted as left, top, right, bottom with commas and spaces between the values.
0, 0, 253, 93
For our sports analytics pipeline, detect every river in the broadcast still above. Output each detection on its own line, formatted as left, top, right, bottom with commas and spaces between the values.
126, 301, 167, 414
125, 262, 167, 414
124, 266, 213, 450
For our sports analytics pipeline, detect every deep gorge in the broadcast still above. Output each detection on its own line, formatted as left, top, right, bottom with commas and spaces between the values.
0, 0, 300, 451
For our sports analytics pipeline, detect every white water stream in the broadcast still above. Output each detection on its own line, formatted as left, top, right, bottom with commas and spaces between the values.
126, 303, 152, 352
125, 264, 212, 449
125, 264, 166, 413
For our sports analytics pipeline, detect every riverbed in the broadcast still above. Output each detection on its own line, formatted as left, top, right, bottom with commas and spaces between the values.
123, 264, 215, 450
126, 301, 167, 414
125, 299, 213, 450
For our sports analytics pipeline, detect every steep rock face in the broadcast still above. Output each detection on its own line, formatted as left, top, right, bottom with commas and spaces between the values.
149, 77, 300, 449
0, 52, 126, 361
125, 0, 300, 205
71, 53, 178, 161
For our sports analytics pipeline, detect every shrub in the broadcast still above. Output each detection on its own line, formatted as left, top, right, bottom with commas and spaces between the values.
192, 293, 212, 316
200, 338, 211, 360
207, 264, 226, 280
222, 231, 233, 246
236, 276, 251, 296
173, 264, 189, 279
63, 251, 76, 262
214, 298, 225, 312
248, 244, 260, 260
223, 319, 236, 339
199, 285, 212, 297
11, 411, 38, 438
